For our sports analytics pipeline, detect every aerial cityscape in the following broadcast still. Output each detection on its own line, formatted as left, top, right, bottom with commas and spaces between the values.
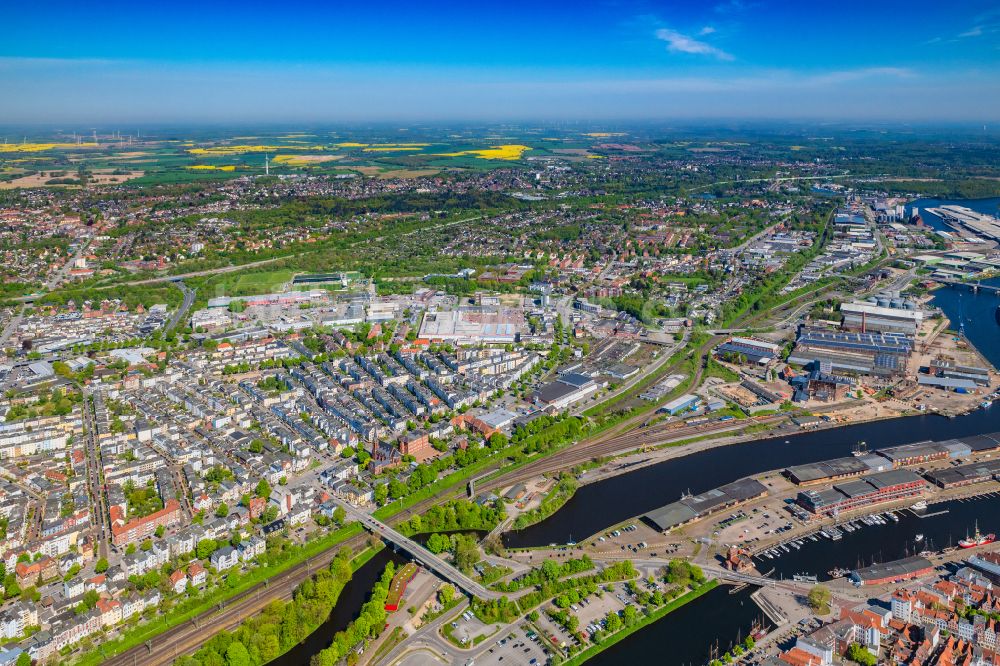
3, 2, 1000, 666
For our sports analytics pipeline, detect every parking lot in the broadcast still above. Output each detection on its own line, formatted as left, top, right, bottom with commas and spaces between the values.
475, 625, 552, 666
447, 609, 498, 648
588, 521, 681, 559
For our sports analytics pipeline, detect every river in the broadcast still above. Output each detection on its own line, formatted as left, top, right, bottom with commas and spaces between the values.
585, 585, 770, 666
502, 265, 1000, 550
269, 548, 406, 666
762, 493, 1000, 581
905, 197, 1000, 234
277, 233, 1000, 664
931, 274, 1000, 369
502, 408, 1000, 549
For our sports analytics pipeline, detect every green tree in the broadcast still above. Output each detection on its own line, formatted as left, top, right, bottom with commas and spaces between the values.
453, 536, 480, 572
332, 506, 346, 525
225, 640, 252, 666
215, 502, 229, 518
196, 538, 218, 560
438, 583, 455, 606
256, 479, 272, 500
94, 557, 109, 573
846, 643, 877, 666
604, 611, 622, 633
16, 651, 30, 666
807, 585, 832, 614
541, 558, 561, 582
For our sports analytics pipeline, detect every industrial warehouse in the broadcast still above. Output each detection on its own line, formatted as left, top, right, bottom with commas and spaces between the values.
796, 469, 926, 518
849, 555, 934, 586
785, 433, 1000, 486
840, 296, 924, 336
788, 327, 914, 376
642, 478, 769, 532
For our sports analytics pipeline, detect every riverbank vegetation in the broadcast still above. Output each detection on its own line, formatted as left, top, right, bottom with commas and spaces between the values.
398, 499, 505, 536
308, 562, 396, 666
175, 545, 362, 666
513, 473, 579, 529
562, 579, 719, 666
75, 523, 363, 666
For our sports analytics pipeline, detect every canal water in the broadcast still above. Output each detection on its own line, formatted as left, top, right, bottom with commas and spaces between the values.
503, 408, 1000, 549
269, 548, 406, 666
905, 197, 1000, 234
931, 275, 1000, 369
585, 584, 771, 666
762, 493, 1000, 581
503, 266, 1000, 550
275, 246, 1000, 665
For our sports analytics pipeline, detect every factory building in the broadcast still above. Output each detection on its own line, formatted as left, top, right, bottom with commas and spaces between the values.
788, 327, 913, 377
715, 337, 783, 365
840, 298, 924, 336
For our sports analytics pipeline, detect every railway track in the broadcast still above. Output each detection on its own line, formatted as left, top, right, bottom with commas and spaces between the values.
478, 414, 786, 494
99, 334, 757, 665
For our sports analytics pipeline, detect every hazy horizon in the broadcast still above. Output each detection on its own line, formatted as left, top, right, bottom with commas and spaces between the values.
4, 0, 1000, 124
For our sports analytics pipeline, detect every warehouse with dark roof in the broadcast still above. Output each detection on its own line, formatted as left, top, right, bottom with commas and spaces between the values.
643, 478, 768, 532
850, 556, 933, 586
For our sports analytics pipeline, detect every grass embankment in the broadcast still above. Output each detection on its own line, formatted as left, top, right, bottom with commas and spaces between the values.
561, 580, 719, 666
513, 475, 579, 530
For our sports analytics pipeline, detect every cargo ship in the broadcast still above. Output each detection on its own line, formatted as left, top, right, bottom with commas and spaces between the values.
958, 522, 996, 549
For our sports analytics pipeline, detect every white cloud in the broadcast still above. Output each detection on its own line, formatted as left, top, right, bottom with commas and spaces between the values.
960, 25, 984, 37
699, 26, 717, 36
655, 28, 734, 61
803, 67, 915, 86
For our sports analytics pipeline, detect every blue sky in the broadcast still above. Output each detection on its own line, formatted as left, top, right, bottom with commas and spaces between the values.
2, 0, 999, 123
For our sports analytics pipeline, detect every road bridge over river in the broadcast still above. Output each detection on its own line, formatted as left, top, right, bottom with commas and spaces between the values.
336, 501, 500, 600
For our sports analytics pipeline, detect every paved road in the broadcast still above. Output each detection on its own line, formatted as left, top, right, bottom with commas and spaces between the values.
46, 238, 92, 290
0, 307, 24, 348
376, 600, 469, 666
82, 393, 112, 559
570, 330, 688, 417
337, 501, 499, 600
165, 280, 196, 332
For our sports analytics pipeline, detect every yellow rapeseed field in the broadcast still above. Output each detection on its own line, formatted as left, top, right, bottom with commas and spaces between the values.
436, 144, 530, 160
272, 155, 342, 166
186, 165, 236, 171
0, 142, 100, 153
187, 142, 430, 155
188, 145, 316, 155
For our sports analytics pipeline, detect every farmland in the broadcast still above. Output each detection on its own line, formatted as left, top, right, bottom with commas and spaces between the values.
0, 129, 615, 187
